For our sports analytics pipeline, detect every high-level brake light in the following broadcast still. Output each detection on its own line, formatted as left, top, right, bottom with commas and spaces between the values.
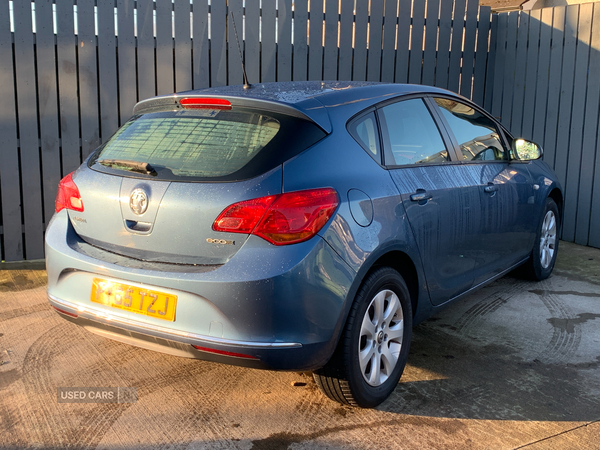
180, 98, 232, 110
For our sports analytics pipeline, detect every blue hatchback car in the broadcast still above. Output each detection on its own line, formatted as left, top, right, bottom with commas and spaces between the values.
46, 81, 562, 407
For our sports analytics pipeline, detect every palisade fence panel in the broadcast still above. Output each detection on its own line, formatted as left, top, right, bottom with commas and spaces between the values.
0, 0, 494, 261
486, 4, 600, 248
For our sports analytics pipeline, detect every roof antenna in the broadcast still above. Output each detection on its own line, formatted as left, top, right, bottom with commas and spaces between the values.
230, 11, 251, 90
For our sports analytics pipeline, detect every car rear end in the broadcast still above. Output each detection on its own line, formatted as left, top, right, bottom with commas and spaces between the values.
45, 94, 356, 370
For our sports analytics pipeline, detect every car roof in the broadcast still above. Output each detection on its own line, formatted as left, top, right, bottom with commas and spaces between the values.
181, 81, 454, 104
134, 81, 462, 133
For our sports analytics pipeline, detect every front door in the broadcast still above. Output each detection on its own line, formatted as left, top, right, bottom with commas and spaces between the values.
431, 97, 536, 285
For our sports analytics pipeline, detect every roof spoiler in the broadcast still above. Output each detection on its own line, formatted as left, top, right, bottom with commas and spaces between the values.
133, 94, 332, 133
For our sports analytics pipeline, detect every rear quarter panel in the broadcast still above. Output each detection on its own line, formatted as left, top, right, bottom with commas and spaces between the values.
282, 123, 434, 328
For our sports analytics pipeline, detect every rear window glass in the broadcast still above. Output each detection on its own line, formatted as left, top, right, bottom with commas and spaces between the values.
90, 109, 325, 182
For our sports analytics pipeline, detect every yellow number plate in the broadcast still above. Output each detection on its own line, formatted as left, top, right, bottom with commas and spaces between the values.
91, 278, 177, 322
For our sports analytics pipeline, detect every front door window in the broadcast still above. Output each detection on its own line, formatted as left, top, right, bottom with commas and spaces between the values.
433, 98, 507, 162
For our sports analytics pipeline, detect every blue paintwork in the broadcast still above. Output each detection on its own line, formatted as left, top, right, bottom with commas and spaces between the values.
45, 82, 563, 371
390, 162, 536, 303
46, 210, 355, 370
70, 164, 283, 265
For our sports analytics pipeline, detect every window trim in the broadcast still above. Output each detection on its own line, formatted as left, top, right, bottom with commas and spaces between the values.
376, 95, 460, 168
426, 94, 512, 164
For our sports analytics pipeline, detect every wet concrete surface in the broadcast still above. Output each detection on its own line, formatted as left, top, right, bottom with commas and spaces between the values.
1, 242, 599, 449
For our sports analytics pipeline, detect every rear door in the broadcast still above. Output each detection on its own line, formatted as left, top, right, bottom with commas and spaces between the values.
378, 97, 479, 305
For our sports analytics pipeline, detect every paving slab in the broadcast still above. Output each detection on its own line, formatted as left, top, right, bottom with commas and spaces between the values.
1, 242, 599, 449
522, 422, 600, 450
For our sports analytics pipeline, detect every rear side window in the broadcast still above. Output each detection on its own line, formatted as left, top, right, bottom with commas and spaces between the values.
90, 109, 326, 182
379, 98, 449, 166
433, 98, 507, 161
348, 112, 381, 163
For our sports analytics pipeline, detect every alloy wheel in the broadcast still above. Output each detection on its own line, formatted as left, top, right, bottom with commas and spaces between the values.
358, 289, 404, 386
539, 210, 557, 269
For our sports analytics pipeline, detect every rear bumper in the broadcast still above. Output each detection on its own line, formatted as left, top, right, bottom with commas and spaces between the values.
45, 211, 356, 371
49, 293, 303, 370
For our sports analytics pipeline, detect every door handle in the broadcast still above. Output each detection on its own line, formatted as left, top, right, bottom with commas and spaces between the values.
484, 185, 498, 193
410, 191, 433, 202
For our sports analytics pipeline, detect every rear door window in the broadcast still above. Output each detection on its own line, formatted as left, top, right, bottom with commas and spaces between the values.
90, 109, 326, 182
378, 98, 450, 166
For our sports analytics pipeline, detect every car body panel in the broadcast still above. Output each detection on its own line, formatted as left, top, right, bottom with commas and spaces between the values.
390, 162, 538, 303
527, 159, 564, 213
391, 165, 478, 304
425, 94, 539, 284
472, 161, 536, 284
282, 114, 428, 296
46, 210, 356, 370
70, 164, 283, 265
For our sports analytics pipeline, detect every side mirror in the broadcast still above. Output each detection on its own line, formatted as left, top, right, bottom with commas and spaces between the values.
511, 139, 543, 161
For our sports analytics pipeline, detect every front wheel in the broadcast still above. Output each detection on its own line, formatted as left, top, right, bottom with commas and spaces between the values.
522, 197, 560, 281
313, 267, 412, 408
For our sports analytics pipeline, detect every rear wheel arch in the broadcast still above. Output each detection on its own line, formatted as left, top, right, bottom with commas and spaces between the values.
319, 245, 423, 372
314, 266, 413, 407
338, 248, 422, 328
369, 251, 419, 317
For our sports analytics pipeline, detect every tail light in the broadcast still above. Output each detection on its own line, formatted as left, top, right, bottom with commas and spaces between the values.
213, 188, 339, 245
55, 172, 84, 213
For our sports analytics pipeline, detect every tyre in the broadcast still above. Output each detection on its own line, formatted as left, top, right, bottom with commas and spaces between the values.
313, 267, 412, 408
522, 197, 560, 281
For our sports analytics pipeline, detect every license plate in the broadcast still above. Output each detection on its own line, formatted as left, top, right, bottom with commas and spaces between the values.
91, 278, 177, 322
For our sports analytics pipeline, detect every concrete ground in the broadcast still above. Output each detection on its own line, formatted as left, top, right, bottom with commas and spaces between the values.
1, 241, 599, 449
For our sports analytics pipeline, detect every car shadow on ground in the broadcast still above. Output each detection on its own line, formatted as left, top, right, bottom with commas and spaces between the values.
380, 274, 600, 422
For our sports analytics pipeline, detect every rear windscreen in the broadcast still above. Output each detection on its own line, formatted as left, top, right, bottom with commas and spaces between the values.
89, 108, 326, 182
